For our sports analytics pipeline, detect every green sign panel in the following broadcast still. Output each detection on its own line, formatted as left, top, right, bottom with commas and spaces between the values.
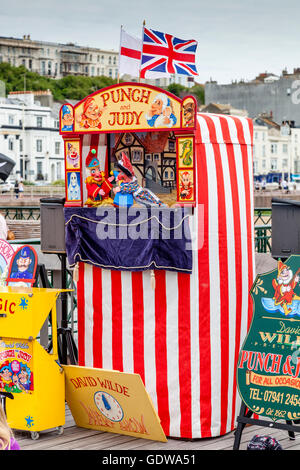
237, 255, 300, 421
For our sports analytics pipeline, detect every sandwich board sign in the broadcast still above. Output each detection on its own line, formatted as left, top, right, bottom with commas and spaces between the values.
64, 365, 167, 442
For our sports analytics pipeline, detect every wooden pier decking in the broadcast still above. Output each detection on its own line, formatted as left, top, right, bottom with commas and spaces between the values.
11, 404, 300, 451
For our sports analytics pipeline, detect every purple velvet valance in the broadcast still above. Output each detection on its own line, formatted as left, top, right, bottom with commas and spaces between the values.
64, 206, 193, 273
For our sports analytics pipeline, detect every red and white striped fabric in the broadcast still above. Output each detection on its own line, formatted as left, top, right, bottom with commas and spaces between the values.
76, 113, 255, 438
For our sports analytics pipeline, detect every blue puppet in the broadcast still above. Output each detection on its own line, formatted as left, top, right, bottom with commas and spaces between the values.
113, 153, 165, 208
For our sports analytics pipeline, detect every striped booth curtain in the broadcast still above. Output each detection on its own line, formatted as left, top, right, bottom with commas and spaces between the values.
76, 113, 255, 439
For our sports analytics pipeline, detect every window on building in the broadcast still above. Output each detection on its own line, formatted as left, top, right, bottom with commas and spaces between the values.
57, 162, 62, 179
101, 55, 104, 64
8, 115, 14, 125
37, 161, 43, 176
36, 140, 42, 152
262, 145, 266, 157
55, 142, 60, 154
8, 139, 13, 151
113, 56, 117, 65
145, 154, 152, 161
283, 143, 288, 154
19, 139, 23, 152
271, 143, 277, 154
132, 150, 142, 163
169, 141, 175, 152
262, 159, 266, 169
36, 116, 43, 128
109, 68, 113, 77
28, 59, 32, 69
271, 158, 277, 170
108, 56, 112, 65
253, 160, 258, 174
154, 154, 160, 161
164, 170, 169, 178
282, 158, 288, 168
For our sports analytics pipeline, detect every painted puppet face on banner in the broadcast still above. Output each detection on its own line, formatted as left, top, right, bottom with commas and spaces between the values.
62, 107, 74, 127
181, 172, 192, 188
70, 172, 78, 187
85, 99, 102, 120
151, 97, 164, 116
279, 267, 293, 284
16, 255, 32, 272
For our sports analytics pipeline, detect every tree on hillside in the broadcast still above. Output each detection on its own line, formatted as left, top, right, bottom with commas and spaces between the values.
0, 63, 118, 101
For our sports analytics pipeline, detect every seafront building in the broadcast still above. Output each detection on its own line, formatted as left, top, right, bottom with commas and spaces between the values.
0, 90, 64, 183
200, 102, 300, 180
0, 35, 193, 88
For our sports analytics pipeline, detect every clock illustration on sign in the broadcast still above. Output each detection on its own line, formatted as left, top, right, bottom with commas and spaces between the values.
94, 391, 124, 422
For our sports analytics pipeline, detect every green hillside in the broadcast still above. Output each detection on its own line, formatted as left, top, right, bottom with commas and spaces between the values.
0, 62, 204, 103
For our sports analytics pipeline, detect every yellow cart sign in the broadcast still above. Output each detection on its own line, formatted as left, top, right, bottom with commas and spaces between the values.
0, 286, 69, 436
64, 365, 167, 442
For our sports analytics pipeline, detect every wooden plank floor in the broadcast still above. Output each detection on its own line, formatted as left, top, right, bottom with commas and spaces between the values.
11, 404, 300, 451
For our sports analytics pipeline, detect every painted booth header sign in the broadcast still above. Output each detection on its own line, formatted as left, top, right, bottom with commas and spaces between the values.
60, 83, 196, 134
237, 256, 300, 421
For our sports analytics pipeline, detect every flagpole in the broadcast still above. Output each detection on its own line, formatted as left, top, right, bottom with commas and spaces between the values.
117, 25, 123, 84
138, 20, 145, 83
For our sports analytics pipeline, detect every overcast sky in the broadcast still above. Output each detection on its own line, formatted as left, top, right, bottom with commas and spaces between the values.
1, 0, 300, 84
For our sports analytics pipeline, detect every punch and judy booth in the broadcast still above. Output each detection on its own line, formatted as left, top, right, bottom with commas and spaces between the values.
60, 83, 255, 439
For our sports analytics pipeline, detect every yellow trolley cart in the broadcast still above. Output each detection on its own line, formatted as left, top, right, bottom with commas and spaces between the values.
0, 286, 68, 440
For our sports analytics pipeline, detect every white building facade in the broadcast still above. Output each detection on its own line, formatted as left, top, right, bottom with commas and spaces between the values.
0, 35, 119, 80
0, 91, 63, 183
253, 117, 300, 178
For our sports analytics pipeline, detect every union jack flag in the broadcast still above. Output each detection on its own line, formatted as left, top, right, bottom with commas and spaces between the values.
140, 27, 199, 79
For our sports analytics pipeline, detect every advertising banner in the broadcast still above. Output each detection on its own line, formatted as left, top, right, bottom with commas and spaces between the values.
64, 365, 167, 442
237, 255, 300, 421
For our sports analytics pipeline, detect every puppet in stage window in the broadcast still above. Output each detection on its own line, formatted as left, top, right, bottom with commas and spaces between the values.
85, 148, 114, 207
113, 152, 166, 208
6, 245, 38, 288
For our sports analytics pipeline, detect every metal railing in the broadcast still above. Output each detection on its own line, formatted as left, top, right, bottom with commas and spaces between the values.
254, 208, 272, 253
0, 206, 41, 220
